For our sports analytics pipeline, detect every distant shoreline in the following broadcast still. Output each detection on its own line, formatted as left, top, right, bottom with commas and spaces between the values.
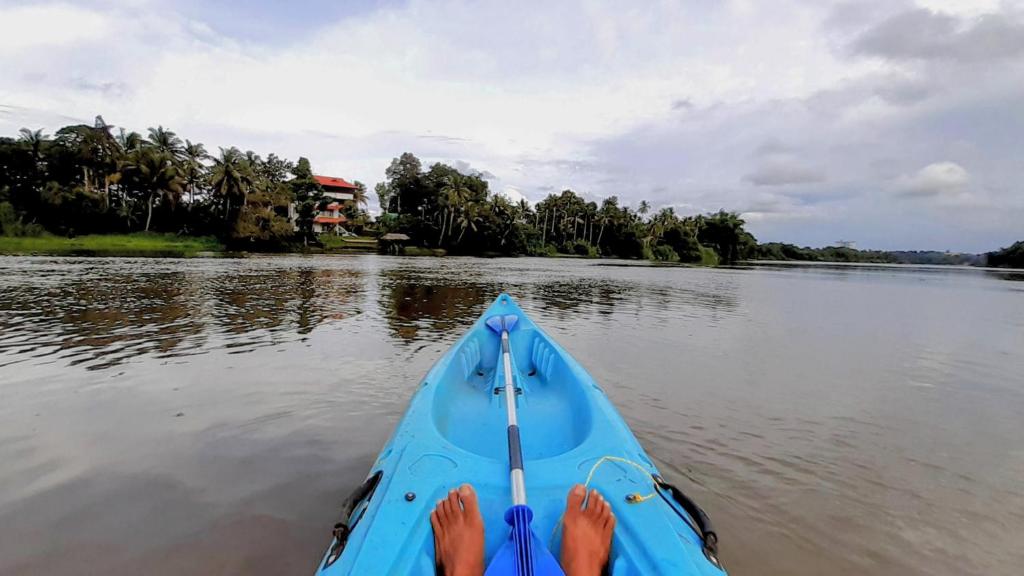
3, 233, 1022, 270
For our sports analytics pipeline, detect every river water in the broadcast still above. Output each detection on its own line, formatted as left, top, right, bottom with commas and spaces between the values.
0, 255, 1021, 576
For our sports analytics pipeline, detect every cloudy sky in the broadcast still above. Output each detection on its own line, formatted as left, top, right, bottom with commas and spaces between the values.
1, 0, 1022, 251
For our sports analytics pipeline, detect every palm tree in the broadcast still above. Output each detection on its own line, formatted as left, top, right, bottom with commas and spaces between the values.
440, 174, 470, 244
209, 147, 253, 220
638, 200, 650, 220
351, 181, 369, 208
517, 199, 530, 222
700, 210, 747, 263
117, 129, 143, 152
147, 126, 184, 161
491, 195, 516, 246
18, 128, 47, 163
182, 140, 209, 204
116, 198, 139, 231
121, 148, 185, 232
456, 201, 482, 244
595, 210, 611, 248
90, 116, 121, 208
17, 128, 48, 190
644, 206, 676, 250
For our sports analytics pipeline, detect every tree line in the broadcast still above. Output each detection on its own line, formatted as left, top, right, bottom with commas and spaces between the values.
3, 120, 1019, 267
0, 118, 759, 263
374, 152, 755, 263
754, 243, 988, 265
373, 153, 1020, 267
0, 116, 369, 249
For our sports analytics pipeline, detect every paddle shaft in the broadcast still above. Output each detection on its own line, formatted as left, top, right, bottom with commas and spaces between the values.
501, 329, 527, 506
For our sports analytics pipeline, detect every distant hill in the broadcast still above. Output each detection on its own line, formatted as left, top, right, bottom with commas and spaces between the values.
754, 243, 984, 266
887, 250, 984, 266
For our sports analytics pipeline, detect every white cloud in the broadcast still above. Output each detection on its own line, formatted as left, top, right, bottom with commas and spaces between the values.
1, 0, 860, 156
895, 162, 969, 197
0, 0, 1022, 251
498, 186, 528, 205
0, 4, 110, 53
916, 0, 1003, 18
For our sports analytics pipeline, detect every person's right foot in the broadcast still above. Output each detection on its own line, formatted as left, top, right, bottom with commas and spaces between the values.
560, 484, 615, 576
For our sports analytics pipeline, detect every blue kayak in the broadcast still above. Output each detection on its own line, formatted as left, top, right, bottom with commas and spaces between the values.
315, 293, 725, 575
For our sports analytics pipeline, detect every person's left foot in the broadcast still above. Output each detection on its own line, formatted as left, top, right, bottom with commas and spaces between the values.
431, 484, 485, 576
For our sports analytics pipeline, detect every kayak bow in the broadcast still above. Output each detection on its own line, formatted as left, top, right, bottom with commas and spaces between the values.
316, 293, 725, 575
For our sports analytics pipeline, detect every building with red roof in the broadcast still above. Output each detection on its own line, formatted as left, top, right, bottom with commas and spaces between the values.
288, 174, 359, 235
314, 175, 358, 203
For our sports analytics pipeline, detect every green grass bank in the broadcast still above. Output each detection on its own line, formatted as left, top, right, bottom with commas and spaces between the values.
0, 234, 224, 257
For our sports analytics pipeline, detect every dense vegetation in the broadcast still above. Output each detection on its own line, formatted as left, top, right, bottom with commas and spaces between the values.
985, 241, 1024, 268
0, 116, 369, 250
374, 152, 755, 262
1, 119, 1019, 267
0, 120, 749, 263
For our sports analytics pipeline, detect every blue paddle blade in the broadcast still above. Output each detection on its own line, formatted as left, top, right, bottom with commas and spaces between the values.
486, 314, 520, 333
486, 315, 505, 334
484, 505, 564, 576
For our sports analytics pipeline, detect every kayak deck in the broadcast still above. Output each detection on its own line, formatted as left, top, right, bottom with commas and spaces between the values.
317, 294, 724, 575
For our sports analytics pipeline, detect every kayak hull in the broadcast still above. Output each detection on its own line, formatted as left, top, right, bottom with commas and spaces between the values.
316, 294, 725, 575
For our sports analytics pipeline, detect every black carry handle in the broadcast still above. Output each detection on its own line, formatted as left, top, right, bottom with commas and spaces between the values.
323, 470, 384, 568
653, 475, 722, 569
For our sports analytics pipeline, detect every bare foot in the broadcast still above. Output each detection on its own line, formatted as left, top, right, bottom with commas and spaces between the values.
431, 484, 485, 576
560, 484, 615, 576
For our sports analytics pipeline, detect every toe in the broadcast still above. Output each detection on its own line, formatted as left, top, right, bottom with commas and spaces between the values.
431, 509, 444, 537
458, 484, 481, 519
566, 484, 586, 513
600, 502, 613, 529
587, 490, 603, 517
604, 511, 616, 532
438, 498, 450, 522
447, 489, 461, 515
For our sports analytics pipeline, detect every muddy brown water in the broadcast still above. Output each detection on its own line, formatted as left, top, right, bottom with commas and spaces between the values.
0, 255, 1022, 575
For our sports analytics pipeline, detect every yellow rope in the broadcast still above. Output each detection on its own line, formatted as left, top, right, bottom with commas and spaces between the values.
549, 455, 657, 547
582, 456, 657, 503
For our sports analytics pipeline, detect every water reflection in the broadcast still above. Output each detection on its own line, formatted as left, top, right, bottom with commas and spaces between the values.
206, 268, 363, 340
380, 273, 491, 342
0, 260, 364, 370
531, 280, 627, 314
987, 270, 1024, 283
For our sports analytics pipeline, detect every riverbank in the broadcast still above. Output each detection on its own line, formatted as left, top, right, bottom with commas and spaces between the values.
0, 234, 224, 257
4, 233, 1021, 270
